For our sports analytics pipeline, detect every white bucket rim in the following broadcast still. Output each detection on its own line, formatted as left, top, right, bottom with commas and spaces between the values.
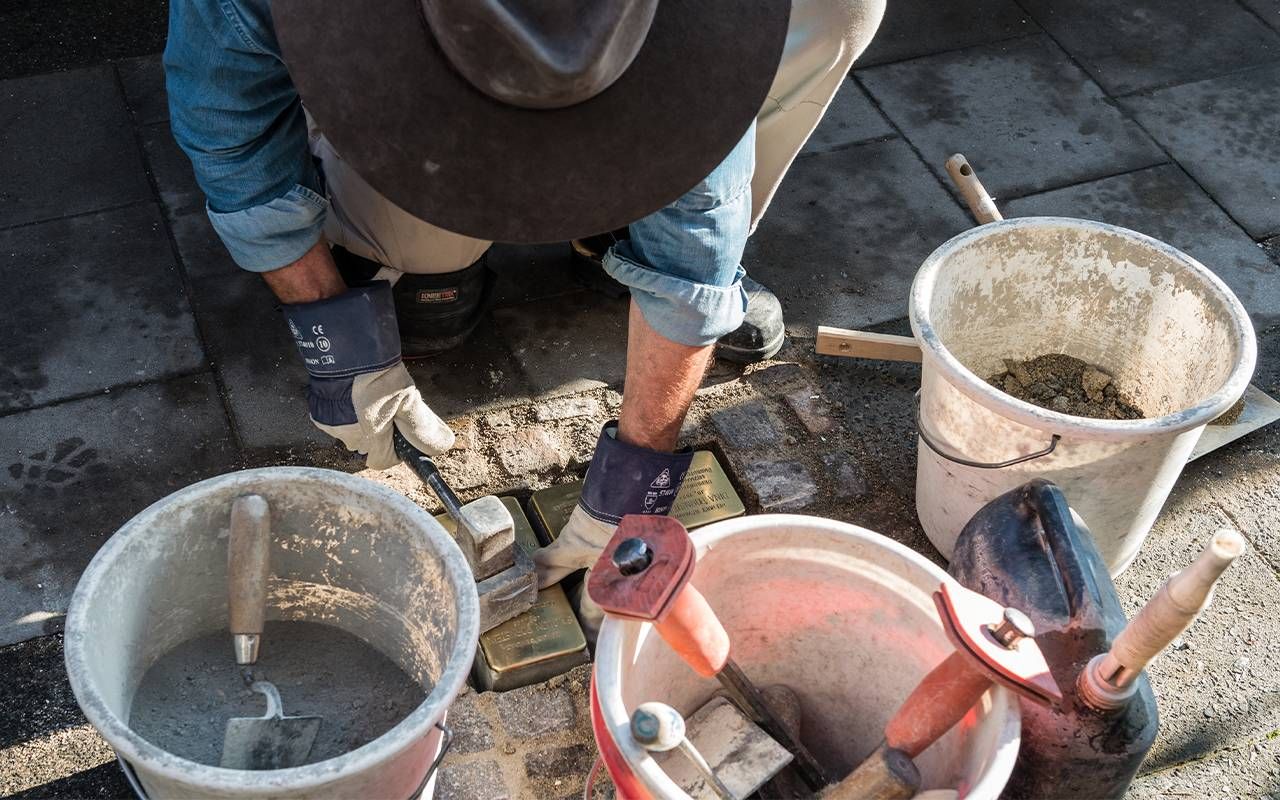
63, 466, 480, 792
594, 513, 1021, 799
909, 216, 1257, 439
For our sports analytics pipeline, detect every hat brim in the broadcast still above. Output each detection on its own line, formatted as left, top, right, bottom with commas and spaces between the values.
273, 0, 790, 243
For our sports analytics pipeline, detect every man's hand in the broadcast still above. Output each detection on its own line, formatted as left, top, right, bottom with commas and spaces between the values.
276, 259, 453, 467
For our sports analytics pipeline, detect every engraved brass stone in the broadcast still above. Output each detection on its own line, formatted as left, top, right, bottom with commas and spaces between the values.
529, 450, 744, 541
446, 497, 589, 692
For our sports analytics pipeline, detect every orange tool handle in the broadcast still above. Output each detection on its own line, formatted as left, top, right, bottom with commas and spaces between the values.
883, 651, 993, 758
652, 582, 731, 677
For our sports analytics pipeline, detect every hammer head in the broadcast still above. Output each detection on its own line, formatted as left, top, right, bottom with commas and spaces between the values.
458, 495, 517, 580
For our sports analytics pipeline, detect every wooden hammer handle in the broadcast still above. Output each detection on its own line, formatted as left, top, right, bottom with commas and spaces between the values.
945, 154, 1003, 225
882, 651, 993, 758
652, 582, 731, 678
1109, 530, 1245, 673
228, 495, 271, 638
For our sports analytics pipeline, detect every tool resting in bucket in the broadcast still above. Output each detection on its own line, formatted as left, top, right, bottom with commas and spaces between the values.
221, 494, 321, 770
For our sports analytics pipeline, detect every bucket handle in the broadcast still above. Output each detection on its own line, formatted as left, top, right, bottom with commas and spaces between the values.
115, 720, 453, 800
914, 391, 1061, 469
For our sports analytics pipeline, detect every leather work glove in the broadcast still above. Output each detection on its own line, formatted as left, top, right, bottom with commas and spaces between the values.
534, 422, 694, 631
284, 282, 453, 469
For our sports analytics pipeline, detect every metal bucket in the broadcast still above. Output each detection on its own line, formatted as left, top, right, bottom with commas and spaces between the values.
591, 514, 1021, 799
910, 217, 1255, 574
64, 467, 479, 799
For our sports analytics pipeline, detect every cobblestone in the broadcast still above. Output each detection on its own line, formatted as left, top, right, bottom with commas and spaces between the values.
493, 678, 578, 739
739, 459, 820, 513
784, 388, 837, 435
495, 426, 570, 475
436, 759, 509, 800
710, 400, 785, 449
446, 692, 494, 755
535, 396, 604, 423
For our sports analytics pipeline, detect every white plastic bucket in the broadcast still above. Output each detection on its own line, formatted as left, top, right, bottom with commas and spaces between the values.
64, 468, 479, 799
910, 217, 1255, 575
592, 514, 1021, 799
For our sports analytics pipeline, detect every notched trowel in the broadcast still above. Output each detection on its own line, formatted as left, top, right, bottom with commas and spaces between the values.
220, 494, 321, 770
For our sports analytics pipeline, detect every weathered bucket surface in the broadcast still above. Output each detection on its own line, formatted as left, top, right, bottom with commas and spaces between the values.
64, 467, 479, 799
593, 514, 1021, 799
910, 217, 1255, 575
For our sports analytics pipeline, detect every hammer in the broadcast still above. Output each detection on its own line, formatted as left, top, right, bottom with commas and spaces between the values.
588, 515, 830, 791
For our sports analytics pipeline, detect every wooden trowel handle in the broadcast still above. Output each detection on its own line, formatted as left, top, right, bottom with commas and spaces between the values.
882, 651, 993, 758
229, 494, 271, 664
945, 154, 1003, 225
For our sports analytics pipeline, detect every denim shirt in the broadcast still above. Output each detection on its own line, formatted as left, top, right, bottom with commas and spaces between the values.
164, 0, 327, 272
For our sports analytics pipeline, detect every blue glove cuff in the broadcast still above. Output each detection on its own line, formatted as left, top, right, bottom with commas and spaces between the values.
579, 421, 694, 526
283, 282, 401, 378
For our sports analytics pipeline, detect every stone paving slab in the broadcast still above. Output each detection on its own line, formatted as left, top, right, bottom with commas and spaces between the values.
743, 136, 972, 336
1020, 0, 1280, 96
1124, 64, 1280, 240
799, 79, 893, 156
0, 375, 239, 647
859, 34, 1166, 201
488, 243, 583, 308
1243, 0, 1280, 31
856, 0, 1037, 67
0, 66, 152, 228
492, 291, 630, 398
1129, 738, 1280, 800
1004, 165, 1280, 328
405, 323, 536, 419
117, 54, 167, 125
1114, 499, 1280, 771
0, 203, 207, 413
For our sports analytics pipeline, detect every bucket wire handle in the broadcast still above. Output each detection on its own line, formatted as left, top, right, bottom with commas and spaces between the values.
408, 719, 454, 799
118, 755, 149, 800
914, 391, 1061, 469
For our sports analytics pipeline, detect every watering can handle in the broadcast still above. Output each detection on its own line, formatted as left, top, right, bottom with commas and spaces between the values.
914, 391, 1061, 469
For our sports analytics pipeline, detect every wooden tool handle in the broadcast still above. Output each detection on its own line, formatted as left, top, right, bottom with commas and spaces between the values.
1109, 530, 1245, 672
816, 327, 923, 363
228, 495, 271, 637
945, 154, 1003, 225
823, 744, 921, 800
653, 582, 731, 678
883, 651, 993, 758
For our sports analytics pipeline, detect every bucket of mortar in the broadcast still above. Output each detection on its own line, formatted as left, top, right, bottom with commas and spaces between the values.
63, 467, 479, 799
910, 217, 1255, 575
591, 514, 1022, 799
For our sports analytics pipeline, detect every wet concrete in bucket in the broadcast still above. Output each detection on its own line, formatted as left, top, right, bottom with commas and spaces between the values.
988, 353, 1147, 420
129, 621, 427, 768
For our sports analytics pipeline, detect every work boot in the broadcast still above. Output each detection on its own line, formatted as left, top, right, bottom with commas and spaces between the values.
331, 246, 494, 358
569, 234, 786, 364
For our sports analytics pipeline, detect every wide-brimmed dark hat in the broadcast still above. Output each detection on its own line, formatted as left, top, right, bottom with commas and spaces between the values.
272, 0, 790, 243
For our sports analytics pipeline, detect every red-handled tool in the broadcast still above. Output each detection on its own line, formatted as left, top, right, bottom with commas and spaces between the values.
830, 581, 1063, 798
588, 515, 830, 791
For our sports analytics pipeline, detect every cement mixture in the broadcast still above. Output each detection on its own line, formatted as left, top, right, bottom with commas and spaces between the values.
988, 354, 1146, 420
129, 620, 426, 768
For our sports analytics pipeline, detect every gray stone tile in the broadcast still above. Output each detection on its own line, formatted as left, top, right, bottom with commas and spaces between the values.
859, 35, 1165, 200
492, 292, 629, 398
799, 80, 893, 156
117, 53, 167, 125
405, 323, 534, 418
1130, 739, 1280, 799
1124, 64, 1280, 239
744, 137, 971, 335
1021, 0, 1280, 96
1114, 502, 1280, 770
857, 0, 1037, 67
0, 376, 239, 646
1242, 0, 1280, 32
1005, 165, 1280, 328
0, 67, 151, 228
0, 204, 206, 412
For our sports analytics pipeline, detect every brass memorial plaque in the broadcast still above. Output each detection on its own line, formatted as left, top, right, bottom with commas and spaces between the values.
529, 451, 744, 542
442, 497, 590, 692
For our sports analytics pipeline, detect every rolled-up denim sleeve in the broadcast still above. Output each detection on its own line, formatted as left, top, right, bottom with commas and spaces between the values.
163, 0, 326, 272
603, 122, 755, 347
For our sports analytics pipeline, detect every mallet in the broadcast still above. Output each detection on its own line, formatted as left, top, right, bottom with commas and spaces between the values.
631, 701, 734, 800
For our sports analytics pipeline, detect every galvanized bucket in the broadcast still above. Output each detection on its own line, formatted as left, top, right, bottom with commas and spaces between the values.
64, 467, 479, 799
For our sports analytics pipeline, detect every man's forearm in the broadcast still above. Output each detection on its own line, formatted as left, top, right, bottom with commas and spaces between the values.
261, 238, 348, 304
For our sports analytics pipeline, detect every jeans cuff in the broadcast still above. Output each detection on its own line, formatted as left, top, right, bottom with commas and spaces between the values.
603, 250, 748, 347
207, 184, 329, 272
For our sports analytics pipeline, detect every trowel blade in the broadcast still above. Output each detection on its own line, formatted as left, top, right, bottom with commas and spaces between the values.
221, 714, 321, 770
1190, 384, 1280, 461
220, 679, 320, 771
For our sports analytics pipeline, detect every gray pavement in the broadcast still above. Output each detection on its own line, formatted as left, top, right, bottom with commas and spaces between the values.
3, 2, 1280, 797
